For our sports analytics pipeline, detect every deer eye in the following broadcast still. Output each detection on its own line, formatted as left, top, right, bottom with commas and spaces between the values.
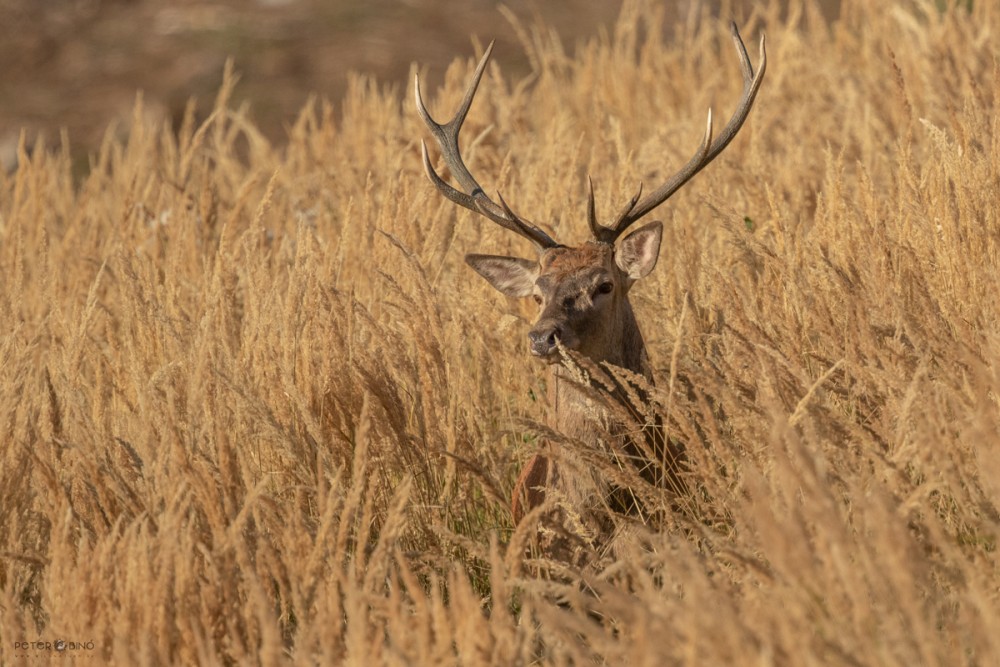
595, 281, 614, 296
532, 295, 543, 305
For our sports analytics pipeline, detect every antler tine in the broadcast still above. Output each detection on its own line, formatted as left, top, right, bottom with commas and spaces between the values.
589, 179, 646, 243
608, 181, 645, 233
587, 176, 600, 239
415, 42, 560, 250
594, 22, 766, 244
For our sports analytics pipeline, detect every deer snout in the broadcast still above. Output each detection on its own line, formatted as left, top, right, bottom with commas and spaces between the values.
528, 324, 561, 357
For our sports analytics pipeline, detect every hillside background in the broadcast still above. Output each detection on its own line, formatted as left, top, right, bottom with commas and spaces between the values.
0, 0, 839, 171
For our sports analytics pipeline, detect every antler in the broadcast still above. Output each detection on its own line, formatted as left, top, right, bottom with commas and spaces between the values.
415, 41, 560, 250
588, 22, 767, 245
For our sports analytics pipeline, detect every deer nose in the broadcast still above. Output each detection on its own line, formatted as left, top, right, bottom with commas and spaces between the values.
528, 324, 561, 357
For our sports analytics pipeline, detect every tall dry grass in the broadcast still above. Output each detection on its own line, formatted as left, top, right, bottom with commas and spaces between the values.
1, 0, 998, 664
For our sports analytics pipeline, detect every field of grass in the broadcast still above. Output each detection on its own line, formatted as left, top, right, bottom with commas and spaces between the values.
1, 0, 998, 664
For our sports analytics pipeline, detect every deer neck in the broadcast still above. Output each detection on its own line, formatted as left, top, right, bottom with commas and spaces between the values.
547, 298, 651, 439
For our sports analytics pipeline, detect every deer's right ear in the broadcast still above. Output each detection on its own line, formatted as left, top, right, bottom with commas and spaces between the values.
616, 221, 663, 280
464, 254, 538, 297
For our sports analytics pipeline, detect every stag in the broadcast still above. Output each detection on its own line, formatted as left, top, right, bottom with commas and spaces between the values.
416, 23, 765, 562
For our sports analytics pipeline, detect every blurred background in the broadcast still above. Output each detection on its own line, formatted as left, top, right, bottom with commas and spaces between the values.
0, 0, 841, 173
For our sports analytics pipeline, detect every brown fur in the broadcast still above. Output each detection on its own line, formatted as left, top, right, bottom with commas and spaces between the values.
511, 453, 550, 524
510, 240, 679, 565
539, 243, 612, 277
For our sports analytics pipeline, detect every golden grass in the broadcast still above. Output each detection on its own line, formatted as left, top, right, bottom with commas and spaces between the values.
1, 0, 999, 663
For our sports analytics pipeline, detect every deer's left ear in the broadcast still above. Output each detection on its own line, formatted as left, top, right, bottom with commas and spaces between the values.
615, 221, 663, 280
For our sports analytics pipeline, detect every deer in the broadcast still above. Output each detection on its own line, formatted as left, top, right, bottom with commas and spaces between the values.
416, 23, 765, 564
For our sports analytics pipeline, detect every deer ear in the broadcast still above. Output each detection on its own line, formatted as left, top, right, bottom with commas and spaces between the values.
465, 254, 539, 297
616, 221, 663, 280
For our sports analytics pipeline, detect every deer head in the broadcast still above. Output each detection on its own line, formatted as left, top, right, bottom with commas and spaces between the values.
416, 23, 765, 369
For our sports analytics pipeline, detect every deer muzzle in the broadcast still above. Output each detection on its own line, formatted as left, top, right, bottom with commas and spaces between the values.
528, 320, 575, 358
